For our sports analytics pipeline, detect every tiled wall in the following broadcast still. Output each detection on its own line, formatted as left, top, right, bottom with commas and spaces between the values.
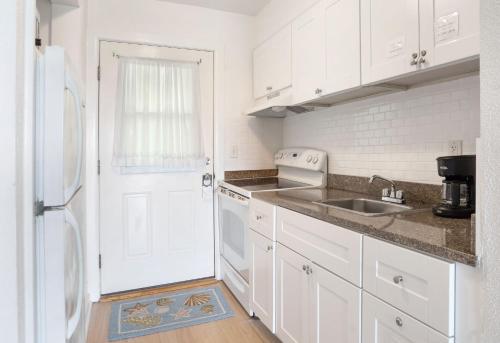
284, 75, 480, 184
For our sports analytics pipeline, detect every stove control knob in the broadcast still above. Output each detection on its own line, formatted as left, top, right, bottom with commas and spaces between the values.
306, 155, 313, 163
313, 156, 319, 164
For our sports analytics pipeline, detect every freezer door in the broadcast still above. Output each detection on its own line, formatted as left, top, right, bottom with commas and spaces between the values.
37, 208, 84, 343
37, 46, 83, 207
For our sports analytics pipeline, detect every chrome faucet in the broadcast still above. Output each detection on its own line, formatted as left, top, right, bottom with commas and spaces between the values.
369, 175, 405, 204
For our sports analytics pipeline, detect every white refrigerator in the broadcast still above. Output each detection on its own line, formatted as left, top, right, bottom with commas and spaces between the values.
35, 46, 86, 343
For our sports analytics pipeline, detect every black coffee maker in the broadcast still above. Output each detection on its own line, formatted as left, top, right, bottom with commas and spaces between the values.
432, 155, 476, 218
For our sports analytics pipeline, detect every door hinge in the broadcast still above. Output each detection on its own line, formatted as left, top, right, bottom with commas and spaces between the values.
97, 160, 101, 175
99, 254, 102, 269
97, 65, 101, 81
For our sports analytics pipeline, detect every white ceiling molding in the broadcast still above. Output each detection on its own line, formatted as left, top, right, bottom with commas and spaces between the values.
160, 0, 270, 16
50, 0, 79, 7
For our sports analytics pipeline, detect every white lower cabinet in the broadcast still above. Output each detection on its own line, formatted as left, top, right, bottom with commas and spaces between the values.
362, 292, 454, 343
311, 263, 361, 343
276, 243, 361, 343
249, 229, 275, 332
276, 243, 310, 343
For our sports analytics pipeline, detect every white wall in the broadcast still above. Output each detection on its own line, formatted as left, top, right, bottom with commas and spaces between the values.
51, 2, 87, 84
284, 75, 480, 184
1, 0, 37, 341
479, 0, 500, 341
0, 1, 21, 341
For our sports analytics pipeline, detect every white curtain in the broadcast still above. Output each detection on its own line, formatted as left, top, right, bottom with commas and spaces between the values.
112, 57, 205, 172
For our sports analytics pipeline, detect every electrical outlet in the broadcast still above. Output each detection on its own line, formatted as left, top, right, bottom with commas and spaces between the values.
230, 144, 239, 159
447, 140, 463, 155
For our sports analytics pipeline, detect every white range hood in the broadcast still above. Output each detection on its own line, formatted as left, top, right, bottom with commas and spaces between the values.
245, 92, 318, 118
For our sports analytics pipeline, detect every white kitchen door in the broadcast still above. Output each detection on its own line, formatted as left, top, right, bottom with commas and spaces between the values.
99, 41, 214, 294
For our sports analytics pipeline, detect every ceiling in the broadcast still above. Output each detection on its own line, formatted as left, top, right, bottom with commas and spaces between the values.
161, 0, 271, 16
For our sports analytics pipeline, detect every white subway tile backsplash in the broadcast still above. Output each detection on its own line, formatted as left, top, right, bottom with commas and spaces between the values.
283, 75, 480, 185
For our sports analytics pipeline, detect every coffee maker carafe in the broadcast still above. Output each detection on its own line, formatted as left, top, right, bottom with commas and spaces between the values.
432, 155, 476, 218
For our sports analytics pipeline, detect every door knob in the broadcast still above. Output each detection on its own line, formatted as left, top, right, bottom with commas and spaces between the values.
202, 173, 213, 187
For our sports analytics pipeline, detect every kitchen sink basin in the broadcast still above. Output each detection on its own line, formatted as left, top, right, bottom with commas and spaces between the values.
314, 198, 413, 216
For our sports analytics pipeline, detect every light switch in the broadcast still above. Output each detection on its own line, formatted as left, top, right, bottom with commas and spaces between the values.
230, 144, 239, 159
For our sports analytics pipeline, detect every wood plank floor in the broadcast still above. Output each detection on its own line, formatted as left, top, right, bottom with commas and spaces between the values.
86, 280, 280, 343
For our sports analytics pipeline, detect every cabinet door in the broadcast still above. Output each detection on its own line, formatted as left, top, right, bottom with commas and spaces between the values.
249, 230, 275, 332
292, 1, 326, 104
362, 293, 454, 343
323, 0, 361, 94
419, 0, 479, 68
311, 264, 361, 343
254, 25, 292, 99
276, 244, 310, 343
361, 0, 420, 84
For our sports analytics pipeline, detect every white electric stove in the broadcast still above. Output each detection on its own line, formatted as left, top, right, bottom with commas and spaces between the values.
217, 148, 327, 312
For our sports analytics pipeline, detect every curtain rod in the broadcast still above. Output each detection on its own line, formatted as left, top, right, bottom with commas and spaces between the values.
112, 52, 202, 65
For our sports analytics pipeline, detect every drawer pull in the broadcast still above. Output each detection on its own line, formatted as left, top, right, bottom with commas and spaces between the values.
256, 215, 262, 220
267, 245, 273, 251
393, 275, 404, 284
395, 317, 403, 327
302, 265, 307, 271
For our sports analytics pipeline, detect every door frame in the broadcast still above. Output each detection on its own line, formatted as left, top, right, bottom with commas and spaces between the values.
87, 38, 220, 300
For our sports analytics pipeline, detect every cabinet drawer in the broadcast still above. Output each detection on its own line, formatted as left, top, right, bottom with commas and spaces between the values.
276, 207, 362, 286
362, 292, 453, 343
363, 237, 455, 336
249, 198, 275, 240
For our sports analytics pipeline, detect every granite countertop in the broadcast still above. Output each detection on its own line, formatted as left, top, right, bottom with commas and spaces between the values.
252, 188, 477, 266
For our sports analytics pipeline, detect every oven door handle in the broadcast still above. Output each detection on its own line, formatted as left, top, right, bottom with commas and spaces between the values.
217, 187, 249, 206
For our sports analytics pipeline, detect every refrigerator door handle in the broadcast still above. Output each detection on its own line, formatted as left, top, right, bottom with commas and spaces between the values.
63, 73, 83, 204
64, 208, 83, 339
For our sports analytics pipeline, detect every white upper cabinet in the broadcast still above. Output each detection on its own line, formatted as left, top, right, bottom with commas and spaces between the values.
292, 1, 326, 104
361, 0, 420, 84
323, 0, 361, 94
253, 25, 292, 100
292, 0, 362, 104
361, 0, 479, 84
419, 0, 479, 68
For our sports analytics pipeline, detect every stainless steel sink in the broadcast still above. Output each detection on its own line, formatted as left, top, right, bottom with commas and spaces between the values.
314, 198, 413, 216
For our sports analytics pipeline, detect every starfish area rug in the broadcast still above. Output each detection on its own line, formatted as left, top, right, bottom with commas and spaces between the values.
108, 285, 234, 341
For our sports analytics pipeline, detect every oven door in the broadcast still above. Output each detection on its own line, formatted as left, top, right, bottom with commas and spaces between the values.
217, 187, 249, 283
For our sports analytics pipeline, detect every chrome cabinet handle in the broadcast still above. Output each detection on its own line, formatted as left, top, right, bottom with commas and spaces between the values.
393, 275, 404, 284
410, 52, 418, 65
395, 317, 403, 327
418, 50, 427, 64
267, 245, 273, 251
256, 215, 262, 220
